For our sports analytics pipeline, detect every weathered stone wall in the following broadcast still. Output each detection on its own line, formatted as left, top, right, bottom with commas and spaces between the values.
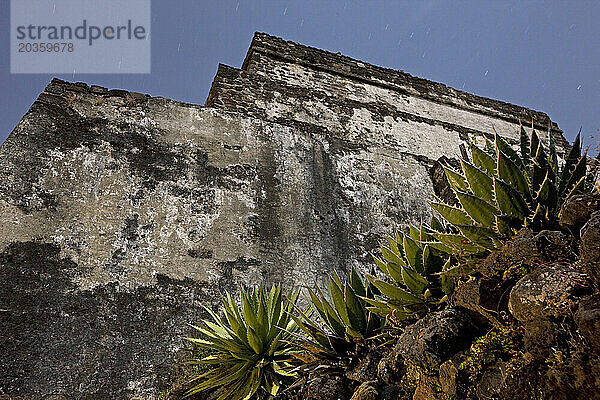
0, 33, 568, 398
238, 33, 567, 149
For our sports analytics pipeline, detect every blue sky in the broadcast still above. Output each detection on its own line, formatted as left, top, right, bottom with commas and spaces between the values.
1, 0, 599, 151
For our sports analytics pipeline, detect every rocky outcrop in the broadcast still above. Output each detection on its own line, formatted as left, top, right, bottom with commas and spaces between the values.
560, 193, 600, 230
575, 294, 600, 350
283, 193, 600, 400
581, 210, 600, 289
509, 263, 588, 322
393, 309, 482, 371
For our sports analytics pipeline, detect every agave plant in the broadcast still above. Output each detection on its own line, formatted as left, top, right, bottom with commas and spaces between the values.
428, 125, 588, 256
186, 284, 300, 400
290, 266, 383, 361
366, 220, 454, 321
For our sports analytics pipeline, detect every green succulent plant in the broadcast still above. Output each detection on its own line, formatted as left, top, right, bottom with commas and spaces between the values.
428, 125, 588, 256
366, 221, 454, 321
290, 266, 383, 360
185, 284, 300, 400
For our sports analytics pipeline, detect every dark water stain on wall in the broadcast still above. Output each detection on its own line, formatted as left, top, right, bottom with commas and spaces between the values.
0, 241, 209, 398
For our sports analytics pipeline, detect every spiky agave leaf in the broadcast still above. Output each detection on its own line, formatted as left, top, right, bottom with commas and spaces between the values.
429, 126, 590, 256
369, 223, 450, 321
291, 266, 383, 361
185, 284, 300, 399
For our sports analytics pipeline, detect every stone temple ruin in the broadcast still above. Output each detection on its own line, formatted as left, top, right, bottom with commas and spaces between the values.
0, 33, 569, 397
